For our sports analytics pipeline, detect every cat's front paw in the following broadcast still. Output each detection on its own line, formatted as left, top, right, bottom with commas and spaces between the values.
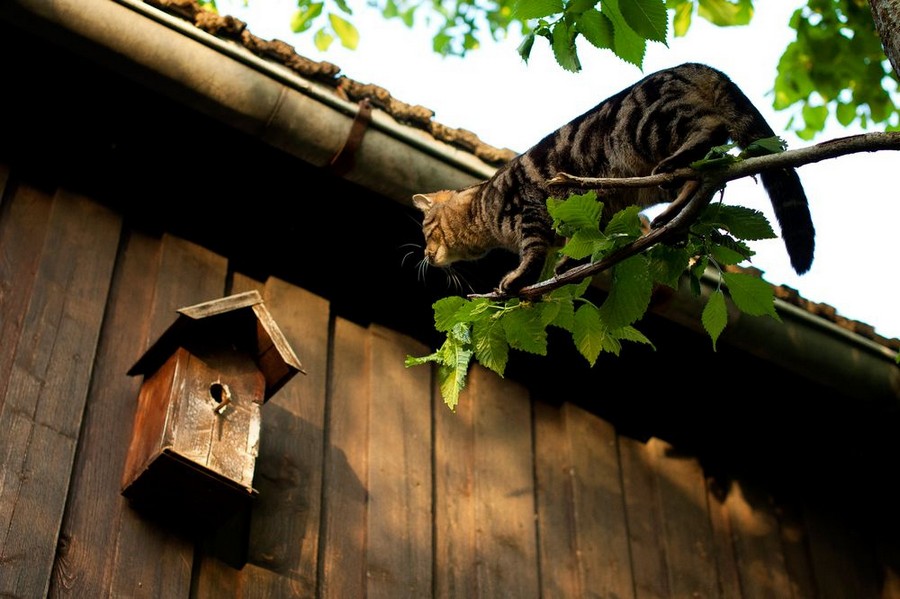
498, 273, 524, 296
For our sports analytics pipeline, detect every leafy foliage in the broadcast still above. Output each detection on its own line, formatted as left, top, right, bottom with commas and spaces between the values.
407, 140, 787, 408
774, 0, 899, 138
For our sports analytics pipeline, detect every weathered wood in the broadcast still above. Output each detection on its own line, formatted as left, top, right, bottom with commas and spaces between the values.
776, 501, 818, 599
108, 233, 227, 596
0, 179, 52, 407
0, 189, 120, 597
470, 366, 539, 598
434, 359, 478, 599
366, 325, 433, 598
533, 402, 581, 598
705, 480, 743, 599
0, 192, 121, 596
145, 234, 229, 346
726, 480, 792, 598
619, 435, 669, 599
249, 278, 329, 592
319, 317, 370, 598
50, 230, 162, 597
194, 277, 331, 595
804, 502, 879, 599
647, 438, 719, 598
563, 403, 633, 598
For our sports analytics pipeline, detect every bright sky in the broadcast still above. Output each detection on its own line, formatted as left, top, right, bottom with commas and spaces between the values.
217, 1, 900, 341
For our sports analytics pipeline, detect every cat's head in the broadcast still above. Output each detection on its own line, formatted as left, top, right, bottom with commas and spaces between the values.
412, 187, 486, 267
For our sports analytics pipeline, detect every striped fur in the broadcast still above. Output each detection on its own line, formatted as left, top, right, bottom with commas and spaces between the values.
413, 62, 815, 294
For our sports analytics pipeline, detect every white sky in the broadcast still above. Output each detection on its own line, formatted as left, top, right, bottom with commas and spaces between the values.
217, 1, 900, 341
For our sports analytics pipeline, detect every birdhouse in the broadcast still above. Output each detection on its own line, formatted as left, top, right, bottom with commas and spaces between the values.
121, 290, 303, 540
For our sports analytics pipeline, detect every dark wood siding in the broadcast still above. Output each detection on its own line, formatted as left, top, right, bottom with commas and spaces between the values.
2, 168, 900, 598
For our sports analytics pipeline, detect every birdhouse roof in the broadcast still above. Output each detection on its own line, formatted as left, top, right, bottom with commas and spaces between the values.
128, 290, 304, 401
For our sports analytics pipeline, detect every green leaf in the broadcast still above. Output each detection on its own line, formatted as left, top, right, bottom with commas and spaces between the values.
551, 20, 582, 72
437, 361, 466, 411
601, 0, 647, 67
329, 13, 359, 50
409, 336, 473, 411
517, 32, 537, 61
709, 237, 751, 265
514, 0, 565, 20
332, 0, 352, 16
740, 135, 787, 158
722, 271, 780, 320
547, 296, 576, 332
561, 228, 607, 260
501, 305, 549, 355
567, 0, 598, 14
671, 0, 693, 36
648, 245, 691, 289
604, 205, 644, 240
382, 0, 399, 18
548, 191, 603, 232
313, 28, 334, 51
697, 0, 753, 27
291, 3, 324, 33
801, 103, 829, 135
836, 101, 857, 127
620, 0, 668, 43
433, 296, 469, 332
575, 8, 614, 49
611, 325, 654, 349
598, 255, 652, 329
405, 351, 440, 368
473, 316, 509, 376
573, 303, 606, 365
702, 289, 728, 351
700, 204, 776, 241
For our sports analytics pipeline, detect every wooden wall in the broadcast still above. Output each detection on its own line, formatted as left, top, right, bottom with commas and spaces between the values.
2, 165, 900, 597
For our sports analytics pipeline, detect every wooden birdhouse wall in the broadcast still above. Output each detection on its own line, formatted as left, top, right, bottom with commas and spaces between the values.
174, 346, 265, 488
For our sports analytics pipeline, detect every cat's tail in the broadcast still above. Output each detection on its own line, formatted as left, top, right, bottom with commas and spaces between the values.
730, 96, 816, 275
758, 167, 815, 274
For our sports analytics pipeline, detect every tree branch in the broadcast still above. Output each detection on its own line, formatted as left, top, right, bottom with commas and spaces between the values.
470, 131, 900, 302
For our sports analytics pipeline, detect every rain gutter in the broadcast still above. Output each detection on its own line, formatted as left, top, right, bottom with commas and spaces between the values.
2, 0, 898, 403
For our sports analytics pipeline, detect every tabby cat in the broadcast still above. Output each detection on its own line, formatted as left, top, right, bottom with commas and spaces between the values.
413, 62, 815, 294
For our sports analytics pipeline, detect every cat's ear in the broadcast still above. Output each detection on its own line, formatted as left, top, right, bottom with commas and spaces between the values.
412, 193, 434, 213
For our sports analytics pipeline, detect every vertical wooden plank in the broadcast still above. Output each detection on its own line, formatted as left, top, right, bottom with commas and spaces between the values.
193, 277, 331, 596
563, 403, 633, 598
804, 503, 880, 599
0, 190, 120, 597
319, 317, 370, 598
50, 230, 161, 597
471, 367, 539, 598
148, 233, 230, 344
250, 278, 329, 591
619, 435, 669, 599
108, 233, 228, 596
533, 402, 581, 598
0, 179, 53, 405
777, 502, 817, 599
434, 362, 477, 599
648, 437, 719, 598
705, 482, 743, 599
726, 480, 793, 599
366, 325, 432, 598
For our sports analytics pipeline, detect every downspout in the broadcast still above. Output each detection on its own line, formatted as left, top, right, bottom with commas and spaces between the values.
2, 0, 898, 403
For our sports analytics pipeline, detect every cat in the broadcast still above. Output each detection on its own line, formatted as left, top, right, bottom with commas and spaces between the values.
412, 62, 815, 295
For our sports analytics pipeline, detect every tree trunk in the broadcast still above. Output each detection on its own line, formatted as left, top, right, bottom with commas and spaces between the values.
870, 0, 900, 76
